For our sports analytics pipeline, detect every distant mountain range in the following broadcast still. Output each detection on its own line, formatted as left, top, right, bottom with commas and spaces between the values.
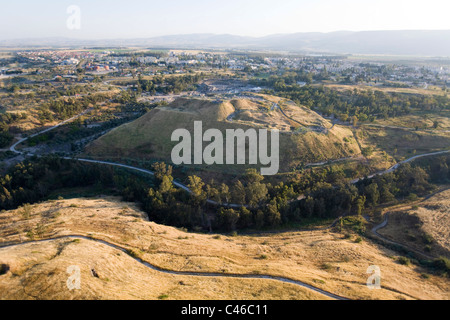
2, 30, 450, 56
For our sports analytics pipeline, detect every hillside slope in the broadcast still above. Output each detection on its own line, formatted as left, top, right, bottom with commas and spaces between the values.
1, 197, 448, 300
377, 189, 450, 259
85, 96, 360, 174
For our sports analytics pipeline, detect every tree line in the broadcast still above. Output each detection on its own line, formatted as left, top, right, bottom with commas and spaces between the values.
252, 74, 450, 122
136, 73, 205, 95
0, 155, 448, 232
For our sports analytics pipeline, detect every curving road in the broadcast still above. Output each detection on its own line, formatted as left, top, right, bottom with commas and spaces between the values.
370, 188, 450, 260
9, 108, 93, 154
362, 123, 450, 134
0, 235, 349, 300
350, 149, 450, 184
8, 111, 448, 300
371, 212, 435, 260
9, 109, 450, 207
8, 110, 247, 208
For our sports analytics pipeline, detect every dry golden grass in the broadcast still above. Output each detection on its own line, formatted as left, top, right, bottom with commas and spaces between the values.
0, 239, 325, 300
372, 114, 450, 131
323, 84, 449, 97
377, 189, 450, 259
357, 126, 450, 163
232, 94, 330, 130
85, 96, 360, 174
1, 197, 448, 300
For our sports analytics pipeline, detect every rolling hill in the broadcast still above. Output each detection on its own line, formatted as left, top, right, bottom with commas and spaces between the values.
84, 95, 360, 175
1, 196, 448, 300
376, 188, 450, 259
3, 30, 450, 56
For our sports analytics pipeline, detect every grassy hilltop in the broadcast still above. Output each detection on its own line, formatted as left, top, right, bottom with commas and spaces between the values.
85, 95, 360, 175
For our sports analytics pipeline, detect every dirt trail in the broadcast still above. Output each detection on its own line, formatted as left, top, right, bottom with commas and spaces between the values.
370, 188, 450, 260
0, 235, 349, 300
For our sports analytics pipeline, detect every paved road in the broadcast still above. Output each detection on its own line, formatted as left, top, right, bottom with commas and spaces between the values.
9, 109, 93, 153
0, 235, 349, 300
10, 111, 449, 299
350, 149, 450, 184
371, 212, 435, 260
305, 156, 363, 168
369, 188, 450, 260
363, 123, 450, 133
9, 109, 450, 207
8, 110, 245, 208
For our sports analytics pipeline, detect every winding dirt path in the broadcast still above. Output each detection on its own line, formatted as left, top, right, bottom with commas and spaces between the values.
8, 112, 448, 299
369, 188, 450, 260
9, 109, 450, 208
371, 213, 435, 260
0, 235, 349, 300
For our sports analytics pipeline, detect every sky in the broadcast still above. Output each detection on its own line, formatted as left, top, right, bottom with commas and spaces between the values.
1, 0, 450, 40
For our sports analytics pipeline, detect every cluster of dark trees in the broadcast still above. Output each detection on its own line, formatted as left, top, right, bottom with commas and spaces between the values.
0, 156, 146, 210
27, 101, 156, 147
56, 85, 93, 97
109, 51, 168, 60
38, 93, 110, 121
4, 70, 23, 75
0, 122, 13, 148
1, 154, 448, 232
38, 98, 84, 122
0, 113, 28, 148
253, 74, 450, 121
137, 73, 205, 94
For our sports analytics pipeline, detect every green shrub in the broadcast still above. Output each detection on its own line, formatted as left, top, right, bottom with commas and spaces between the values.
25, 229, 34, 240
432, 257, 450, 276
397, 256, 411, 266
126, 249, 142, 259
362, 147, 374, 157
422, 233, 434, 245
20, 203, 32, 220
341, 216, 366, 234
320, 263, 332, 270
35, 223, 46, 237
313, 279, 325, 284
407, 193, 418, 201
0, 264, 9, 275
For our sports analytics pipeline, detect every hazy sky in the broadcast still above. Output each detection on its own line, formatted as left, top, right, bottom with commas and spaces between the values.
1, 0, 450, 40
